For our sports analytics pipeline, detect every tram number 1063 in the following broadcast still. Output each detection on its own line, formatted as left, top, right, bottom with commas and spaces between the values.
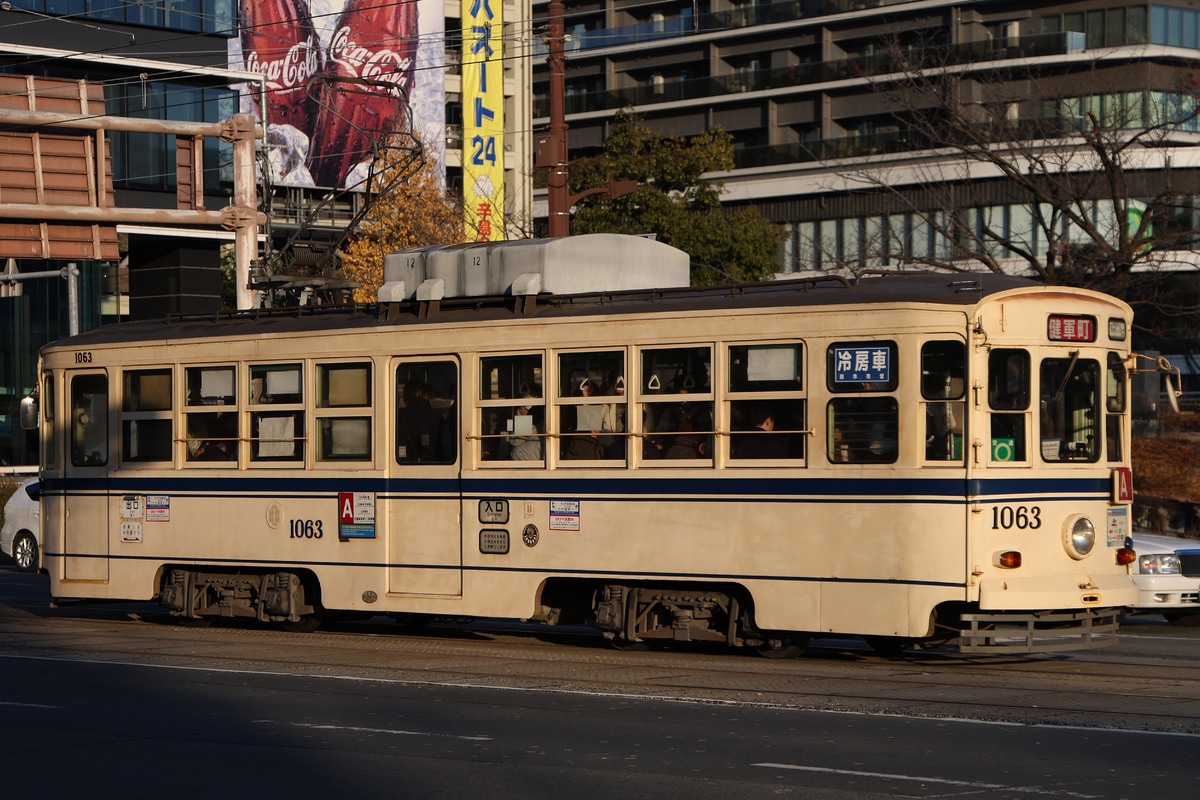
991, 506, 1042, 530
289, 519, 325, 539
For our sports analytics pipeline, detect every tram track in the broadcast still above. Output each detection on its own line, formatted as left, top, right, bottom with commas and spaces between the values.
3, 601, 1199, 735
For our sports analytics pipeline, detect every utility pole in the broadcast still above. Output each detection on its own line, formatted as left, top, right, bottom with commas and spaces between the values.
539, 1, 637, 237
544, 0, 570, 238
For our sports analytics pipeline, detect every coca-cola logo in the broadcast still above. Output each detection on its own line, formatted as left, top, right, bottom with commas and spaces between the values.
245, 38, 322, 93
329, 25, 413, 97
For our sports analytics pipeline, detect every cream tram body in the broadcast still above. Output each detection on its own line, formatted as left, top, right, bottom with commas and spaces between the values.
32, 240, 1138, 654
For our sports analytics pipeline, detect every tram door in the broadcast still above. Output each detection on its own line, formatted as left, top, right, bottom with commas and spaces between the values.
62, 370, 111, 581
387, 359, 463, 596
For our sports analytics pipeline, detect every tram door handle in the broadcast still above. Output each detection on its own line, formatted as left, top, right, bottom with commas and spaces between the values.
971, 438, 983, 465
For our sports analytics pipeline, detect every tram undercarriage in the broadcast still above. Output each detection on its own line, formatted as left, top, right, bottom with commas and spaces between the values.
549, 581, 809, 657
159, 568, 320, 631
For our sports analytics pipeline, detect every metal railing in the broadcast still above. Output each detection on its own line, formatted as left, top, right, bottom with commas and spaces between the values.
534, 32, 1092, 118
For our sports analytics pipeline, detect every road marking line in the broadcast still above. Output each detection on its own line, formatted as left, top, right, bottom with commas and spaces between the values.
255, 720, 492, 741
0, 700, 60, 709
753, 763, 1099, 798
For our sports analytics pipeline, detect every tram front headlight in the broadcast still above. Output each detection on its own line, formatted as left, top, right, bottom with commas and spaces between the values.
1063, 515, 1096, 560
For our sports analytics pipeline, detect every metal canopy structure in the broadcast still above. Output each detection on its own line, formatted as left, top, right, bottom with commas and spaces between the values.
0, 74, 264, 309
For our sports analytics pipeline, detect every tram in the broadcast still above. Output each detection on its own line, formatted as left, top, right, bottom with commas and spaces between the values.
22, 233, 1159, 655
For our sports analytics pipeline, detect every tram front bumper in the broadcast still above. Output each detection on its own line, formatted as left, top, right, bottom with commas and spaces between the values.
977, 572, 1138, 612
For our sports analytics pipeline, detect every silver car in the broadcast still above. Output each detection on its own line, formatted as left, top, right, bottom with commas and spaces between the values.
1131, 532, 1200, 626
1, 478, 40, 573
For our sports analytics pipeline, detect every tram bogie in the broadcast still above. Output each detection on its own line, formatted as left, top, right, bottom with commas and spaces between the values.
24, 234, 1164, 656
159, 567, 319, 627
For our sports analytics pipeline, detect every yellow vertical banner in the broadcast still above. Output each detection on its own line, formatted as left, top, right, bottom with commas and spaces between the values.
462, 0, 505, 241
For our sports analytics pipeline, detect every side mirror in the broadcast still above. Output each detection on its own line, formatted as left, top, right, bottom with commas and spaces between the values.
19, 394, 38, 430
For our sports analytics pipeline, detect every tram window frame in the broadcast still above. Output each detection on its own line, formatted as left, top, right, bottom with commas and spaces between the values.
1039, 356, 1101, 463
121, 368, 174, 465
556, 349, 627, 465
248, 363, 305, 464
827, 341, 898, 393
478, 353, 545, 465
184, 365, 238, 465
315, 361, 373, 463
639, 345, 714, 464
70, 373, 108, 467
42, 372, 57, 470
727, 342, 807, 464
827, 396, 899, 464
988, 349, 1030, 464
920, 341, 966, 464
395, 360, 458, 465
1105, 352, 1126, 463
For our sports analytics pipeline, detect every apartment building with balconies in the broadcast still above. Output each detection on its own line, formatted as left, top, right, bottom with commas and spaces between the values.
533, 0, 1200, 274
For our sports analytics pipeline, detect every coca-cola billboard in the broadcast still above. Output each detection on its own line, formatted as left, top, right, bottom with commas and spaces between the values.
231, 0, 445, 190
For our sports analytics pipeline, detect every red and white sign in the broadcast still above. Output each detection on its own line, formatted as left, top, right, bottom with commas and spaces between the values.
1111, 467, 1133, 504
1047, 315, 1096, 342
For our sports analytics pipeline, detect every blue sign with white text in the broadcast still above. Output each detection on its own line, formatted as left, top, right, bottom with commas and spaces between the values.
833, 347, 891, 384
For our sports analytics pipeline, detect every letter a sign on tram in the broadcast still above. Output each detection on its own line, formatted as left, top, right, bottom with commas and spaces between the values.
338, 491, 376, 539
1112, 467, 1133, 504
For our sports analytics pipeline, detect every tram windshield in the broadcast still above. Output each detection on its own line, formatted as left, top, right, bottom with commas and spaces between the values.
1039, 356, 1100, 463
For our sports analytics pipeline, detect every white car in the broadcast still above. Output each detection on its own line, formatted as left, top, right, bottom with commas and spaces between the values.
1, 478, 40, 573
1130, 532, 1200, 626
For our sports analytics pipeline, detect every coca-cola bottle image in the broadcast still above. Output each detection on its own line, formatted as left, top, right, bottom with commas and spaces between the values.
308, 0, 418, 188
241, 0, 324, 133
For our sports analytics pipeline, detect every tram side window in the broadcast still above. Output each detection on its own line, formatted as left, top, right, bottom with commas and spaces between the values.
1106, 352, 1126, 463
640, 346, 713, 462
988, 349, 1029, 463
185, 366, 237, 463
479, 354, 544, 463
827, 397, 898, 463
921, 341, 965, 462
728, 343, 806, 462
557, 350, 626, 462
70, 374, 108, 467
1040, 357, 1101, 463
121, 368, 173, 463
316, 362, 372, 461
396, 361, 458, 464
249, 364, 304, 462
826, 341, 897, 464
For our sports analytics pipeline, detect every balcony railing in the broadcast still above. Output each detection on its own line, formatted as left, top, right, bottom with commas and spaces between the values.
728, 115, 1134, 170
534, 32, 1092, 118
534, 0, 931, 56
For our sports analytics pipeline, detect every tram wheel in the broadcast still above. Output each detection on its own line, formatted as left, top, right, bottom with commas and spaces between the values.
608, 637, 649, 651
282, 614, 323, 633
755, 637, 808, 659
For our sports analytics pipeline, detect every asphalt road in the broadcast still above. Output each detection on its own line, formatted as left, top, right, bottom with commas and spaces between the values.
2, 567, 1199, 799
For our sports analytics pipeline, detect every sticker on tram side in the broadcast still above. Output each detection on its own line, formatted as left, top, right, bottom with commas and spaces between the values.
338, 492, 376, 540
1107, 507, 1129, 546
549, 500, 581, 532
146, 495, 171, 522
121, 495, 144, 520
121, 522, 143, 543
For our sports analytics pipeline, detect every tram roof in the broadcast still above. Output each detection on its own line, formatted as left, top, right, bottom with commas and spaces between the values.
54, 269, 1064, 349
